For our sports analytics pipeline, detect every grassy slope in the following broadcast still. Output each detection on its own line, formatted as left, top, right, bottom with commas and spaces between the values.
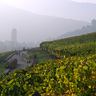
0, 51, 16, 74
28, 50, 52, 63
0, 62, 8, 74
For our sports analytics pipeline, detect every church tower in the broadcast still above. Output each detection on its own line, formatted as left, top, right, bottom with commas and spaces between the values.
92, 19, 96, 27
11, 28, 17, 42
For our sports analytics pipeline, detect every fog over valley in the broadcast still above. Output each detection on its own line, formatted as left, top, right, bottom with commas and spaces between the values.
0, 0, 96, 52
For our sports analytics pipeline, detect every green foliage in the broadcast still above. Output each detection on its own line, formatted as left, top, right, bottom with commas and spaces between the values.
0, 54, 96, 96
0, 32, 96, 95
0, 51, 16, 74
28, 51, 52, 62
40, 32, 96, 58
0, 51, 15, 64
0, 62, 8, 74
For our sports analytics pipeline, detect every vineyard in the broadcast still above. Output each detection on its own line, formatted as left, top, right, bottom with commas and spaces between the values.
0, 32, 96, 96
40, 32, 96, 58
0, 54, 96, 95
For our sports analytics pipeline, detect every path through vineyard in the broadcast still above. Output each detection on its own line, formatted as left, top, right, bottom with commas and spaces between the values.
7, 51, 31, 73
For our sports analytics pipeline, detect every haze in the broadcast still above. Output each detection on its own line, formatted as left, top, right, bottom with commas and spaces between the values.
0, 0, 96, 52
0, 0, 96, 21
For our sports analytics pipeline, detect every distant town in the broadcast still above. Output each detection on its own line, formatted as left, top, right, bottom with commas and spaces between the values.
0, 28, 41, 53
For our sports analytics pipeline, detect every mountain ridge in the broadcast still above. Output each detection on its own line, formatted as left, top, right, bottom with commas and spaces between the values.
57, 19, 96, 39
0, 2, 89, 43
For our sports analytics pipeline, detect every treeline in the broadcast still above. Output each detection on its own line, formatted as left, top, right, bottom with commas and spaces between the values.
40, 32, 96, 58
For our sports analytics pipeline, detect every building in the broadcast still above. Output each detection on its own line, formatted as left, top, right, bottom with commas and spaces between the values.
11, 28, 17, 42
92, 19, 96, 27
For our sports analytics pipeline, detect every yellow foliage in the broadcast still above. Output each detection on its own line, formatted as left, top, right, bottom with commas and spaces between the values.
88, 85, 91, 89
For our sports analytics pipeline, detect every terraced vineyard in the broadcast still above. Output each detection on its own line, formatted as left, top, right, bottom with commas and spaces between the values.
0, 54, 96, 96
40, 32, 96, 58
0, 32, 96, 96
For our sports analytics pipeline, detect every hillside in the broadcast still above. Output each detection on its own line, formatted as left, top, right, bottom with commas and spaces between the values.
0, 54, 96, 96
41, 32, 96, 58
4, 0, 96, 21
0, 51, 16, 74
0, 32, 96, 95
57, 19, 96, 39
25, 0, 96, 21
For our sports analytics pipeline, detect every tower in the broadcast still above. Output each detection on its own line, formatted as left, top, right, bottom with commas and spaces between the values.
11, 28, 17, 42
92, 19, 96, 27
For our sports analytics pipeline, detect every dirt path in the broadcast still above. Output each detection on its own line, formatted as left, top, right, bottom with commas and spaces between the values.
7, 51, 31, 73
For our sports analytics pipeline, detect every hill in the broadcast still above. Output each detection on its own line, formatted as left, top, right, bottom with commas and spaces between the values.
0, 51, 16, 74
0, 2, 89, 43
6, 0, 96, 22
57, 19, 96, 39
41, 32, 96, 58
0, 32, 96, 95
28, 0, 96, 21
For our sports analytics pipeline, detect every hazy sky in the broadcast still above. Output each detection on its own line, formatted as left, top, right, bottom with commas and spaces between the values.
0, 0, 96, 21
72, 0, 96, 3
0, 0, 96, 14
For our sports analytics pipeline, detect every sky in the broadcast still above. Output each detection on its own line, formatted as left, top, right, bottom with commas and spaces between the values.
0, 0, 96, 14
72, 0, 96, 3
0, 0, 96, 20
0, 0, 96, 21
